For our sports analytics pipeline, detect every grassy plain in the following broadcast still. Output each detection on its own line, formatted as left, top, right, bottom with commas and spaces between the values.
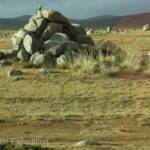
0, 30, 150, 149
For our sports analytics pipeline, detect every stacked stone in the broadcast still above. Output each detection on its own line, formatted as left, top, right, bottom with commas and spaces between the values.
11, 5, 95, 66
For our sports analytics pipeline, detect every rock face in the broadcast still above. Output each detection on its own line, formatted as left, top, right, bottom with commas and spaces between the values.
143, 24, 150, 31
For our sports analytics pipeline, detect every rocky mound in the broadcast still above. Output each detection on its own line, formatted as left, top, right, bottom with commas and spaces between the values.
11, 5, 95, 66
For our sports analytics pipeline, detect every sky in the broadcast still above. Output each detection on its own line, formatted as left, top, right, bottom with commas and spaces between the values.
0, 0, 150, 19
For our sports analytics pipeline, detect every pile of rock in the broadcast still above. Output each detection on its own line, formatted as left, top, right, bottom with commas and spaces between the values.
11, 5, 95, 66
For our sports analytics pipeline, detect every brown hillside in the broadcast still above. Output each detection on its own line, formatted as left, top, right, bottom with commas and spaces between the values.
116, 12, 150, 28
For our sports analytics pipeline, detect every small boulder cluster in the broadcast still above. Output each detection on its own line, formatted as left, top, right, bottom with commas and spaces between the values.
11, 5, 95, 67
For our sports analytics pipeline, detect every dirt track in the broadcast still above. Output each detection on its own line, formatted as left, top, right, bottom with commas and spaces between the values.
0, 116, 150, 150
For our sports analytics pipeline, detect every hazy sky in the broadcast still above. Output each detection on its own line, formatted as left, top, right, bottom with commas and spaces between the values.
0, 0, 150, 19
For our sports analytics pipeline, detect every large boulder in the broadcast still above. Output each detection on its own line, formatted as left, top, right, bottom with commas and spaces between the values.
71, 24, 86, 35
11, 34, 22, 50
63, 41, 80, 56
16, 28, 28, 39
143, 24, 150, 31
43, 40, 60, 51
75, 35, 95, 46
17, 49, 30, 61
96, 39, 122, 55
24, 15, 48, 36
23, 34, 41, 54
30, 52, 54, 65
41, 22, 64, 40
11, 29, 27, 51
43, 33, 69, 52
50, 33, 69, 42
42, 10, 69, 24
45, 43, 66, 56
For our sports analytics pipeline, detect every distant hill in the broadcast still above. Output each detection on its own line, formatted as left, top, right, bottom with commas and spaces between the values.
0, 15, 30, 30
0, 12, 150, 30
115, 12, 150, 28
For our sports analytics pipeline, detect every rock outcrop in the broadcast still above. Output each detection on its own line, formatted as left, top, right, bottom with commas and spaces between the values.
11, 5, 95, 66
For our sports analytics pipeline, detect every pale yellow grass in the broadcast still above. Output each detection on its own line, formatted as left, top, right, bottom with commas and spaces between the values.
0, 30, 150, 122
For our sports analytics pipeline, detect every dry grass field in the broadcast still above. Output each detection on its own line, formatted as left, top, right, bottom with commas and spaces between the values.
0, 30, 150, 149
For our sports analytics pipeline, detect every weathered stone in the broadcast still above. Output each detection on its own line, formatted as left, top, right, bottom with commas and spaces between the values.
24, 17, 37, 32
56, 55, 68, 68
71, 24, 86, 35
63, 41, 80, 56
24, 16, 48, 36
34, 18, 48, 36
30, 53, 54, 65
5, 49, 18, 58
143, 24, 150, 31
50, 33, 69, 42
23, 34, 41, 55
0, 52, 5, 60
43, 40, 60, 51
0, 60, 12, 66
76, 139, 99, 147
41, 22, 64, 40
11, 34, 22, 50
30, 52, 41, 62
42, 10, 69, 24
45, 43, 66, 56
36, 69, 53, 75
16, 28, 28, 39
96, 39, 122, 55
75, 35, 95, 46
7, 69, 23, 77
17, 49, 30, 61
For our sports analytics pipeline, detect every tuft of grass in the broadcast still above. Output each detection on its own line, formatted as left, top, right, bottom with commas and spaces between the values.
120, 45, 142, 71
68, 52, 97, 74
